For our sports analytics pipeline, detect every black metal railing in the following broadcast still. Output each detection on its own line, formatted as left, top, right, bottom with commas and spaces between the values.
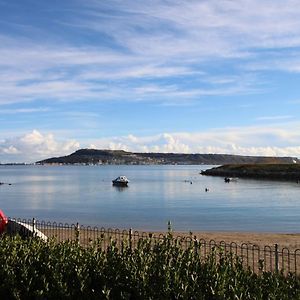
3, 217, 300, 275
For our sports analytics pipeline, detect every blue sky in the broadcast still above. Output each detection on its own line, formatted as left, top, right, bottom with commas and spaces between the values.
1, 0, 300, 163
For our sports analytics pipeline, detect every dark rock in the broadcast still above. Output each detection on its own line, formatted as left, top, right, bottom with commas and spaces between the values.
201, 164, 300, 181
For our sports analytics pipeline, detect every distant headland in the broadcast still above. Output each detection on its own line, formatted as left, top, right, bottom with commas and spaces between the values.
201, 164, 300, 181
35, 148, 300, 166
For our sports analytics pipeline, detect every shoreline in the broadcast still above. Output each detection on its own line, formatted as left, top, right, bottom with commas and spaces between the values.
48, 226, 300, 251
42, 228, 300, 251
201, 163, 300, 182
131, 230, 300, 251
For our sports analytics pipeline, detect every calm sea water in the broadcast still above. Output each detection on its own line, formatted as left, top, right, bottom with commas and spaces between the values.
0, 165, 299, 232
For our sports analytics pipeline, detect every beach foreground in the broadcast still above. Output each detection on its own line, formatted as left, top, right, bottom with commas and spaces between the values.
171, 231, 300, 251
41, 226, 300, 251
8, 219, 300, 274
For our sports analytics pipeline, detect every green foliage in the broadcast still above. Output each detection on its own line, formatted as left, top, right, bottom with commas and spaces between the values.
0, 235, 299, 299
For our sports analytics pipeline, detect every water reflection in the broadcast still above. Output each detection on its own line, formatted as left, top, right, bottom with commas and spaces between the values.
113, 186, 129, 192
1, 165, 300, 232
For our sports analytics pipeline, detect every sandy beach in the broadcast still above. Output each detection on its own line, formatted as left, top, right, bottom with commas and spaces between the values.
171, 231, 300, 251
41, 224, 300, 251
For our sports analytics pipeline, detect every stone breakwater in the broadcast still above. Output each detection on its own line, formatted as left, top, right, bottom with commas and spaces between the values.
201, 164, 300, 181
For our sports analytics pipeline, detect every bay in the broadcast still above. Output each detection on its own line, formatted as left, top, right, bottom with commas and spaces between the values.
0, 165, 299, 232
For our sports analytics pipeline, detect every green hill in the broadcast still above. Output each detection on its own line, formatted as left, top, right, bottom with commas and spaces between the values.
36, 149, 300, 166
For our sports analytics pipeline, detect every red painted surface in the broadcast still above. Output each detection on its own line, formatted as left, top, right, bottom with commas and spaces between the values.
0, 209, 8, 233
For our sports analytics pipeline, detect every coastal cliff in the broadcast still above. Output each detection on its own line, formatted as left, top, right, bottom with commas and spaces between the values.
201, 164, 300, 181
36, 149, 300, 166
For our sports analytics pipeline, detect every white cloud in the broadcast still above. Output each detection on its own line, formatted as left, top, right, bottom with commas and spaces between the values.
0, 130, 80, 163
1, 124, 300, 163
86, 123, 300, 158
2, 145, 20, 154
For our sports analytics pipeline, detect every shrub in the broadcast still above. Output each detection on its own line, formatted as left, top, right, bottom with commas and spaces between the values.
0, 235, 299, 299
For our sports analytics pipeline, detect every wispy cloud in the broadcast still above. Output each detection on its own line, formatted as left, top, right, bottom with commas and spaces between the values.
256, 115, 293, 121
0, 107, 50, 114
2, 0, 300, 106
79, 0, 300, 55
0, 42, 263, 106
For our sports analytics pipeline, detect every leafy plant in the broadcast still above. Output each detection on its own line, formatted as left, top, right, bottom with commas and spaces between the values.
0, 234, 299, 299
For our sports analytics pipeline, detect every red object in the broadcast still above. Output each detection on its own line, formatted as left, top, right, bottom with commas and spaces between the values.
0, 209, 8, 233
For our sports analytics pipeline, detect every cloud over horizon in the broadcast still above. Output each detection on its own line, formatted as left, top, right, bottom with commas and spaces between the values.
1, 125, 300, 163
0, 130, 80, 163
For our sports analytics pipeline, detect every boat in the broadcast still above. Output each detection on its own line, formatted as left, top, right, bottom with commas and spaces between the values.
0, 209, 47, 240
7, 219, 48, 241
112, 175, 129, 187
224, 177, 238, 183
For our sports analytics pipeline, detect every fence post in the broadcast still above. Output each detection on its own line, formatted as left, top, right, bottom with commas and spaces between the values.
167, 220, 172, 233
274, 243, 279, 272
32, 218, 36, 236
75, 222, 80, 244
194, 235, 198, 257
129, 228, 133, 250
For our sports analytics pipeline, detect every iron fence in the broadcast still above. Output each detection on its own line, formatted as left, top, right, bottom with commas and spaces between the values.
3, 217, 300, 275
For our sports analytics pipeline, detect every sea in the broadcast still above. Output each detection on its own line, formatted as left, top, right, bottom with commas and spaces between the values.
0, 164, 299, 232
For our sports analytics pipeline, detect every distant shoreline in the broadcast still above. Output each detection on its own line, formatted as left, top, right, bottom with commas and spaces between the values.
201, 163, 300, 182
0, 163, 29, 166
35, 148, 300, 165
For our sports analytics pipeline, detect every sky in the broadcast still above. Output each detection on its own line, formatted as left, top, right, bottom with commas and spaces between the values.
1, 0, 300, 163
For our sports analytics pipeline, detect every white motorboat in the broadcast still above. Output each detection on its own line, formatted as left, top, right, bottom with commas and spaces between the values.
112, 175, 129, 187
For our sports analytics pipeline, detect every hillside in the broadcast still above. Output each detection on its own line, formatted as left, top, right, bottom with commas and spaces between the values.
36, 149, 300, 165
201, 164, 300, 181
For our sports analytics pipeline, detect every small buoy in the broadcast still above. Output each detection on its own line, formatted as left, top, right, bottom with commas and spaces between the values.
205, 188, 209, 192
190, 181, 193, 184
